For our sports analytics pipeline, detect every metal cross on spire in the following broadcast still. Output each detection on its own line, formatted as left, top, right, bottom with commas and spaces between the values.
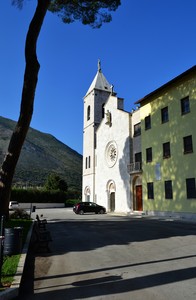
98, 59, 101, 72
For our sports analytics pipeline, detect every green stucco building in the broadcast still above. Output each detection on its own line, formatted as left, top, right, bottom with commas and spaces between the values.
135, 65, 196, 218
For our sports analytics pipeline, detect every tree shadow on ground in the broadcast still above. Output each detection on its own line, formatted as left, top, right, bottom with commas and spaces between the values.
32, 264, 196, 300
17, 216, 196, 299
47, 217, 196, 254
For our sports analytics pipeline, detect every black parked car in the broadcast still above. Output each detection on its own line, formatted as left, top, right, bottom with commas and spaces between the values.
73, 202, 106, 215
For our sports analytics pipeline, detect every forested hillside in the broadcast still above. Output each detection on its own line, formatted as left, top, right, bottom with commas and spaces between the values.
0, 116, 82, 191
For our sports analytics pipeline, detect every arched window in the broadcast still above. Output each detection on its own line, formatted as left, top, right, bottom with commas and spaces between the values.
102, 104, 105, 118
87, 105, 90, 121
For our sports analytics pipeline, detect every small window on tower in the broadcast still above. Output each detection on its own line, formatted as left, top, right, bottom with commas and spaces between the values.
102, 104, 105, 118
87, 105, 90, 121
85, 157, 88, 169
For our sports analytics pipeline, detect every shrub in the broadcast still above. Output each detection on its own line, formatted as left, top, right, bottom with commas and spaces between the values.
9, 208, 30, 219
65, 199, 80, 207
10, 188, 81, 204
11, 188, 66, 203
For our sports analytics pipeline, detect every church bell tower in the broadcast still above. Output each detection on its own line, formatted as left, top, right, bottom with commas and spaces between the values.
82, 61, 112, 202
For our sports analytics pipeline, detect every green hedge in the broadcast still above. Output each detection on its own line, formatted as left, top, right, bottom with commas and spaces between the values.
64, 199, 80, 207
11, 188, 81, 204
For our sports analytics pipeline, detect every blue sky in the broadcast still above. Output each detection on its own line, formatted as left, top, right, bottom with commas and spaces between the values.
0, 0, 195, 155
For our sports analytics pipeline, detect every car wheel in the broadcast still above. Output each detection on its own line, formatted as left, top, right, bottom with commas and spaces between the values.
99, 209, 104, 214
79, 210, 84, 215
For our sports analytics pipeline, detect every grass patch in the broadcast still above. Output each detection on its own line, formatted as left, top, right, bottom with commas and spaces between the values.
1, 254, 20, 287
0, 219, 32, 287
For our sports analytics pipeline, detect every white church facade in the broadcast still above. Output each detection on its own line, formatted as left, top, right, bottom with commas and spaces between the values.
82, 61, 142, 213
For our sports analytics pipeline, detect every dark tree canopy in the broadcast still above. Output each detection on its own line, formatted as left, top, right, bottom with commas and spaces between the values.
12, 0, 121, 28
49, 0, 121, 28
44, 173, 68, 192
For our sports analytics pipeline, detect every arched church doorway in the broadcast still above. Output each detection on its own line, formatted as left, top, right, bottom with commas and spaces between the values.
110, 192, 115, 212
107, 180, 116, 212
84, 186, 91, 202
132, 176, 143, 211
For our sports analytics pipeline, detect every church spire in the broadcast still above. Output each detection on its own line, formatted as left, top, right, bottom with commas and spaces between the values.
85, 60, 112, 97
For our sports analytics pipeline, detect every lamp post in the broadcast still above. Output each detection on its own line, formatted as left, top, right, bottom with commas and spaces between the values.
0, 215, 5, 287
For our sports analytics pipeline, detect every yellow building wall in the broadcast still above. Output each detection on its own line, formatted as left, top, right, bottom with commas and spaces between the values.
141, 75, 196, 213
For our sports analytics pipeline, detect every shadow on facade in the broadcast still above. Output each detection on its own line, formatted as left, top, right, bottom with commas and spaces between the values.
119, 136, 132, 210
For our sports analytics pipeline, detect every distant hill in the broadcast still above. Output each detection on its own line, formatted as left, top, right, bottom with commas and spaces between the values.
0, 116, 82, 191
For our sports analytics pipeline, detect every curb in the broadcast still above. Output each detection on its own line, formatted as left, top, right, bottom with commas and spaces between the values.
0, 222, 34, 300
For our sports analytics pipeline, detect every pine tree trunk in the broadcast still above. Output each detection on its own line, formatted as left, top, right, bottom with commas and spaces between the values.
0, 0, 50, 218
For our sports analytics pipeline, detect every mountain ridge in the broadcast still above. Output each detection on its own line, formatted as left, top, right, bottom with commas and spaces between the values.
0, 116, 82, 191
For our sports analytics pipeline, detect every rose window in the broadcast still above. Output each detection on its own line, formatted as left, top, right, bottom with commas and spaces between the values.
105, 141, 118, 167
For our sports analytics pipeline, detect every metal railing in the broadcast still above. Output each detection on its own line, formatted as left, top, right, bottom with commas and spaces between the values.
127, 162, 142, 174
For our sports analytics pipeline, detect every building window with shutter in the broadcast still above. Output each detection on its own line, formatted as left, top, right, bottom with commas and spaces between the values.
134, 122, 141, 136
161, 106, 169, 123
147, 182, 154, 199
181, 96, 190, 115
183, 135, 193, 154
145, 115, 151, 130
165, 180, 173, 199
186, 178, 196, 198
146, 147, 152, 162
163, 142, 171, 158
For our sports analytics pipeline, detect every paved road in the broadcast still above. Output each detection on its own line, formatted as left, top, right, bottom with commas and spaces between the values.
17, 208, 196, 299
